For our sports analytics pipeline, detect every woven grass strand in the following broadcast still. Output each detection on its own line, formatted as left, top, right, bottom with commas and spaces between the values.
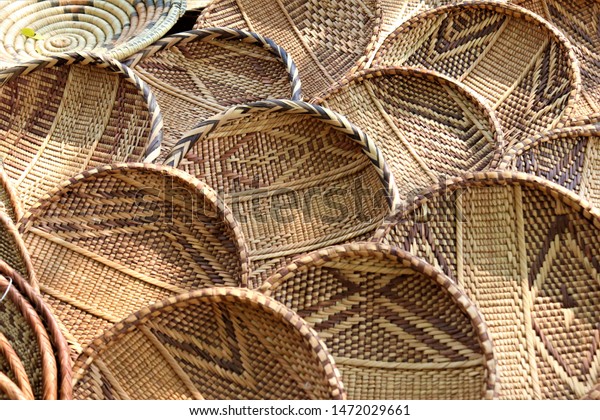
373, 171, 600, 399
373, 2, 580, 147
0, 211, 37, 291
17, 163, 249, 358
0, 0, 185, 65
0, 167, 23, 222
195, 0, 382, 98
261, 242, 497, 400
124, 27, 301, 160
0, 372, 29, 400
73, 287, 345, 400
163, 100, 399, 286
0, 52, 163, 213
315, 67, 504, 200
0, 330, 34, 399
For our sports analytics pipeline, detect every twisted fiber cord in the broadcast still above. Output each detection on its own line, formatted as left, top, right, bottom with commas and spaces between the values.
163, 99, 401, 211
124, 27, 302, 101
72, 288, 345, 400
0, 372, 29, 400
0, 211, 38, 291
0, 331, 34, 399
0, 259, 72, 399
0, 168, 23, 222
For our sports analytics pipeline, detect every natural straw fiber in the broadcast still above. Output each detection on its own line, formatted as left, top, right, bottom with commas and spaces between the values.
164, 100, 399, 286
499, 124, 600, 208
316, 67, 504, 200
0, 372, 29, 400
512, 0, 600, 122
260, 243, 497, 400
187, 0, 212, 10
0, 259, 72, 400
372, 2, 580, 146
73, 287, 345, 400
124, 27, 301, 160
373, 171, 600, 399
0, 52, 163, 213
0, 1, 185, 65
0, 331, 34, 400
195, 0, 382, 98
0, 261, 72, 400
17, 163, 249, 357
0, 211, 37, 291
0, 168, 22, 223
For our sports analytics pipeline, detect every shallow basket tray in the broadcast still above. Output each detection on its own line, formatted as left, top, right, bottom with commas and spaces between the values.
0, 0, 185, 65
373, 171, 600, 399
73, 287, 345, 400
195, 0, 382, 98
315, 67, 504, 200
17, 163, 249, 357
124, 27, 301, 161
163, 99, 400, 287
260, 242, 497, 400
372, 1, 580, 146
0, 52, 162, 213
0, 259, 72, 399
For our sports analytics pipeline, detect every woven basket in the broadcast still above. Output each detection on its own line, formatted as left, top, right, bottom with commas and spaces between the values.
512, 0, 600, 122
373, 171, 600, 399
260, 243, 497, 400
72, 287, 345, 400
498, 124, 600, 208
187, 0, 212, 10
372, 2, 580, 146
0, 211, 37, 291
17, 163, 249, 357
0, 52, 163, 213
315, 67, 504, 200
124, 27, 301, 161
195, 0, 382, 98
163, 100, 399, 287
0, 168, 22, 223
0, 0, 185, 65
0, 259, 72, 400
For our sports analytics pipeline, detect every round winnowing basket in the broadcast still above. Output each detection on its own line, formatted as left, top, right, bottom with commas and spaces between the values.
17, 163, 249, 357
373, 171, 600, 399
0, 52, 163, 213
124, 27, 301, 161
372, 2, 580, 147
0, 0, 185, 65
498, 124, 600, 208
163, 100, 400, 287
260, 243, 497, 400
72, 287, 345, 400
512, 0, 600, 122
0, 260, 72, 400
315, 67, 504, 200
195, 0, 382, 98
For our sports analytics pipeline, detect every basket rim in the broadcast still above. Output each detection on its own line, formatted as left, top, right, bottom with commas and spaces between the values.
163, 99, 401, 212
0, 51, 164, 163
72, 286, 346, 400
372, 0, 582, 126
0, 330, 34, 399
314, 65, 506, 169
0, 211, 38, 291
261, 241, 498, 399
0, 372, 29, 400
0, 168, 23, 222
124, 27, 303, 101
16, 162, 251, 287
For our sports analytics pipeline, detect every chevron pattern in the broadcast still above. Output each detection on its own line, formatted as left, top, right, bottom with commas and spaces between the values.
376, 172, 600, 399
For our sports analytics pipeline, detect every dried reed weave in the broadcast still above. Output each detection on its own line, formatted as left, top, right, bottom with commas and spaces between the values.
0, 0, 185, 65
164, 100, 399, 286
0, 211, 37, 291
261, 243, 497, 400
17, 163, 249, 357
0, 52, 163, 213
316, 67, 504, 200
195, 0, 382, 98
125, 27, 301, 160
73, 287, 345, 400
373, 171, 600, 399
0, 168, 22, 223
372, 2, 580, 146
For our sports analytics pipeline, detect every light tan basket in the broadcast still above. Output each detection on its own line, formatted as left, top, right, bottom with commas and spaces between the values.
73, 288, 345, 400
373, 171, 600, 399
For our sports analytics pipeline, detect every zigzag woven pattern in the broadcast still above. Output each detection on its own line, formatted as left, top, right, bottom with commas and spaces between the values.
261, 243, 497, 400
17, 163, 249, 357
373, 2, 580, 147
0, 52, 163, 213
124, 28, 301, 161
72, 288, 345, 400
374, 171, 600, 399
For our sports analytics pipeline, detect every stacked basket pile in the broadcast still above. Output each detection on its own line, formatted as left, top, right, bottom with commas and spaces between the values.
0, 0, 598, 400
